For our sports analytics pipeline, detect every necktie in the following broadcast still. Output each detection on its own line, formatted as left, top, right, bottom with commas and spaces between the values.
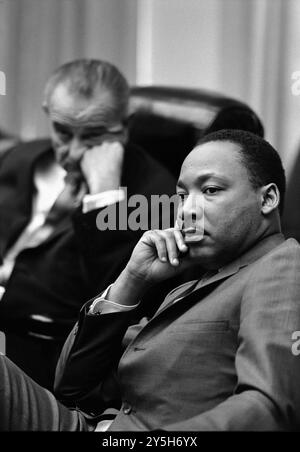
45, 175, 87, 225
0, 175, 87, 289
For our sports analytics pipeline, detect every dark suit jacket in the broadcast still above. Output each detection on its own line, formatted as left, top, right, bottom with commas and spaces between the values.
55, 233, 300, 431
0, 139, 176, 340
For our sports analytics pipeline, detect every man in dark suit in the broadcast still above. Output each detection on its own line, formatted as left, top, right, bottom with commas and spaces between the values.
1, 129, 300, 431
0, 59, 175, 390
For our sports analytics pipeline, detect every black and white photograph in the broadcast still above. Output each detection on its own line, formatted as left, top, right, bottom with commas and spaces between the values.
0, 0, 300, 439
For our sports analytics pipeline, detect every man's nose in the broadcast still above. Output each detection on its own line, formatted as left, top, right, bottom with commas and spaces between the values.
181, 194, 204, 226
68, 138, 86, 161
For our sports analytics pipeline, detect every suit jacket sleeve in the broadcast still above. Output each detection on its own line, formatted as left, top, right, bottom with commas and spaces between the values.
72, 203, 144, 293
53, 298, 139, 414
165, 244, 300, 431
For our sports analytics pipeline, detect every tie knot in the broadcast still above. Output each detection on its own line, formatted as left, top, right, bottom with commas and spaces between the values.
46, 179, 88, 225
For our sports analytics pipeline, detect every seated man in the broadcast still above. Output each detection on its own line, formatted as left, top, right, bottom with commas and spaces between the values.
1, 129, 300, 431
0, 59, 175, 390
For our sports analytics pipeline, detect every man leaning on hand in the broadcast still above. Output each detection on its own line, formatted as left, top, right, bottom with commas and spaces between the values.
0, 59, 175, 390
1, 129, 300, 431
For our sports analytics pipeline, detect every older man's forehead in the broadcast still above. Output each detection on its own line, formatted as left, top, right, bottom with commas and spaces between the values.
48, 107, 119, 129
50, 82, 110, 103
48, 84, 120, 128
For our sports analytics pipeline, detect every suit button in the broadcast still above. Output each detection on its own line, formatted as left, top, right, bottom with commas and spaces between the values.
123, 402, 132, 415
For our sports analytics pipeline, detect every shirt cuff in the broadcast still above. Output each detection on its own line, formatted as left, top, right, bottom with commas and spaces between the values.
0, 286, 5, 301
82, 189, 125, 214
88, 284, 140, 315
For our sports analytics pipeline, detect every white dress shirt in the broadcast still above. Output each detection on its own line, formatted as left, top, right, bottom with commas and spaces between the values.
0, 158, 124, 300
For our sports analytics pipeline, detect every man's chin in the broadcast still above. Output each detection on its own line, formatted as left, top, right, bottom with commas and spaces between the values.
186, 239, 205, 258
187, 246, 204, 259
186, 236, 215, 260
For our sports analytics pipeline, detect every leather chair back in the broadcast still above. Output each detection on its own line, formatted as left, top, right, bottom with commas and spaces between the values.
128, 86, 264, 177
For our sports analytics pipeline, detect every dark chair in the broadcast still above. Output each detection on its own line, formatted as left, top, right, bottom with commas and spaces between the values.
128, 86, 264, 178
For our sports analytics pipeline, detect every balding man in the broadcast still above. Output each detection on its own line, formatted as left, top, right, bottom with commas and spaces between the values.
0, 59, 175, 389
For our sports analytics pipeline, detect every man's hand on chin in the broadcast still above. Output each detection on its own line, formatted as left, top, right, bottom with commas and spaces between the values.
80, 141, 124, 194
108, 228, 196, 307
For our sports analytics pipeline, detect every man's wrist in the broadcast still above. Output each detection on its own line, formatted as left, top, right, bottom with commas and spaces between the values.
89, 284, 140, 315
87, 176, 122, 195
108, 267, 152, 307
82, 189, 125, 213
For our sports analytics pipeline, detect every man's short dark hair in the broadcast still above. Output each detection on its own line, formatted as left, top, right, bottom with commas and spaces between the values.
197, 129, 286, 215
43, 59, 129, 120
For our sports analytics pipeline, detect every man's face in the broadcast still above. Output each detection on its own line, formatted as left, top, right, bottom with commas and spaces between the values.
46, 84, 125, 176
176, 140, 264, 269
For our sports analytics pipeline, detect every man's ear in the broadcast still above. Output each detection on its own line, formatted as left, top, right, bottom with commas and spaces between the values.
260, 183, 280, 214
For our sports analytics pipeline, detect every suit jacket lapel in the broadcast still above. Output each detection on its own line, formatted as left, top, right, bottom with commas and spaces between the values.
154, 279, 200, 315
150, 233, 285, 322
152, 267, 239, 321
0, 140, 53, 255
0, 140, 75, 255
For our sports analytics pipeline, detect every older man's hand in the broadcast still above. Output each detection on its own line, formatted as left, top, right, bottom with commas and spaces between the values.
80, 141, 124, 194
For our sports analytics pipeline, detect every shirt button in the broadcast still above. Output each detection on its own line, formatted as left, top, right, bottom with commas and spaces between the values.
123, 402, 132, 415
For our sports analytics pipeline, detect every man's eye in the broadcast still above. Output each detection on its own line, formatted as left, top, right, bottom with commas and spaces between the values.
81, 133, 103, 140
54, 127, 71, 140
58, 131, 71, 138
177, 193, 187, 201
203, 187, 221, 195
82, 136, 103, 145
56, 133, 72, 143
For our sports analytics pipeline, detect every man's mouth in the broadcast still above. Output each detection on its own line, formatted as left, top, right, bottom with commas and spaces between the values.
182, 227, 197, 234
182, 227, 206, 243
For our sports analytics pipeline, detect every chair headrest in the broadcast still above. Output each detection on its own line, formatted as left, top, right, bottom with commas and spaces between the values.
128, 86, 264, 177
